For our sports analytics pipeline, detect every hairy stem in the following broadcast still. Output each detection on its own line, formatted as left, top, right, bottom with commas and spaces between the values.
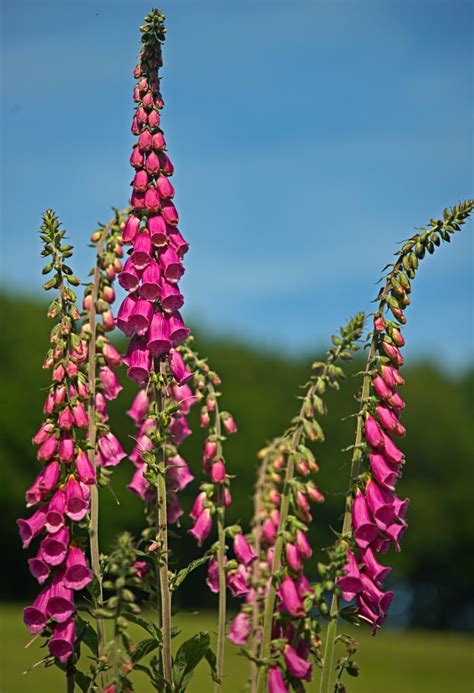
250, 452, 270, 693
86, 219, 114, 669
212, 384, 227, 693
156, 363, 173, 687
66, 660, 75, 693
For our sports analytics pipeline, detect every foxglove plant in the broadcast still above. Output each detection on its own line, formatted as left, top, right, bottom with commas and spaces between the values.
319, 200, 474, 692
19, 212, 92, 685
19, 6, 473, 693
251, 314, 365, 692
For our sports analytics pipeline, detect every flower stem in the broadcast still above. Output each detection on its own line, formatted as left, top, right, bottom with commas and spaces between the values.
66, 660, 75, 693
86, 218, 115, 676
210, 383, 226, 693
250, 452, 270, 693
156, 363, 173, 687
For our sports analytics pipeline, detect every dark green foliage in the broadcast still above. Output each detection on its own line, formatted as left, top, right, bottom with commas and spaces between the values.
1, 293, 473, 629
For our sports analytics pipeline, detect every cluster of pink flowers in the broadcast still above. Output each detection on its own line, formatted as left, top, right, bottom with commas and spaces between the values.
341, 316, 409, 630
116, 34, 189, 384
127, 379, 196, 524
19, 312, 93, 662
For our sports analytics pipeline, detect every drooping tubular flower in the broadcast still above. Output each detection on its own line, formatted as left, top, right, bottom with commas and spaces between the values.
18, 211, 94, 663
243, 314, 365, 691
340, 201, 474, 633
117, 9, 189, 383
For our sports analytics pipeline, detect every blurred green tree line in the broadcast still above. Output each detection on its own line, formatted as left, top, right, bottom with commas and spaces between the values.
1, 294, 473, 630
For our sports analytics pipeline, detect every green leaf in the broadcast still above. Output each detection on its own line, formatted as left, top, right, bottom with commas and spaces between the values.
123, 611, 163, 643
204, 647, 219, 684
76, 617, 99, 656
170, 556, 210, 592
75, 669, 94, 692
173, 631, 210, 690
131, 637, 161, 663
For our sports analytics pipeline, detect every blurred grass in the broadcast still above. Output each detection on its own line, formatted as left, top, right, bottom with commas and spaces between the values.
1, 605, 473, 692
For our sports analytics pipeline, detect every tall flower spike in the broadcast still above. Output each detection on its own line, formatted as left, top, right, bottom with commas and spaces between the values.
19, 211, 93, 667
117, 11, 191, 685
319, 200, 474, 693
117, 7, 189, 379
253, 313, 366, 692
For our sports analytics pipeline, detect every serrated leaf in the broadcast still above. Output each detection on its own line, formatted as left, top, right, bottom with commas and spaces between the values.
131, 637, 161, 663
75, 669, 94, 692
123, 611, 162, 643
173, 631, 210, 690
204, 647, 218, 684
76, 616, 98, 656
170, 556, 210, 592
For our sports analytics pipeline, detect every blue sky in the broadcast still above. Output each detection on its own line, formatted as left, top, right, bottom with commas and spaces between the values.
1, 0, 473, 368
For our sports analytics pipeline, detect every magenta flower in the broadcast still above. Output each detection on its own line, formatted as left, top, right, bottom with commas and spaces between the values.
338, 550, 363, 601
59, 433, 75, 463
17, 508, 47, 549
26, 461, 60, 507
206, 556, 220, 593
283, 644, 312, 681
97, 432, 126, 467
227, 612, 251, 645
48, 618, 76, 663
166, 455, 194, 491
190, 491, 207, 521
128, 465, 152, 501
127, 390, 150, 423
169, 349, 193, 385
75, 450, 96, 485
268, 667, 288, 693
285, 542, 303, 573
352, 490, 378, 549
189, 508, 212, 546
39, 526, 69, 566
27, 555, 50, 585
365, 479, 396, 528
23, 588, 50, 634
99, 366, 123, 400
233, 534, 257, 566
227, 565, 249, 597
278, 575, 305, 617
148, 312, 172, 356
210, 460, 226, 483
359, 546, 391, 585
37, 434, 58, 462
46, 575, 75, 623
369, 452, 399, 490
45, 488, 67, 533
364, 414, 385, 449
65, 477, 89, 521
63, 546, 93, 590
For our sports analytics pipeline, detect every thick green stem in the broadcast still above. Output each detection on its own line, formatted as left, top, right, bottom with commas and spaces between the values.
250, 452, 270, 693
66, 662, 75, 693
212, 385, 226, 693
156, 365, 173, 688
86, 220, 114, 673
